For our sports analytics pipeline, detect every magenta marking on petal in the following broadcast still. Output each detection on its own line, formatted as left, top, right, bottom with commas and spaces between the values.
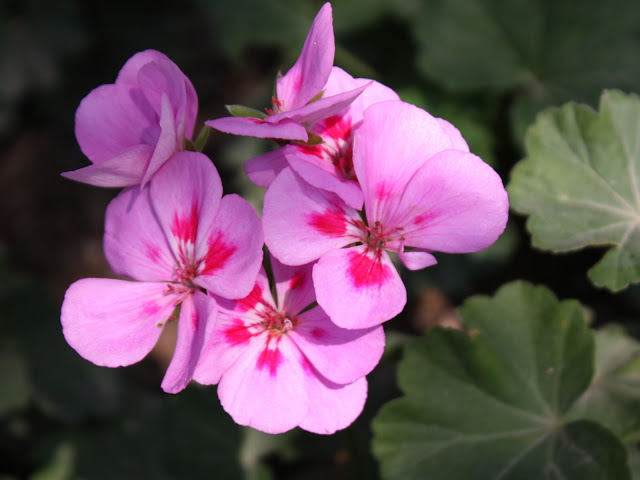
223, 318, 253, 345
310, 327, 326, 340
249, 118, 265, 124
171, 203, 199, 243
413, 210, 434, 226
200, 234, 237, 275
295, 143, 323, 158
237, 284, 265, 312
308, 209, 347, 238
142, 301, 162, 317
289, 272, 304, 290
375, 182, 393, 201
300, 355, 315, 377
256, 341, 283, 376
145, 243, 162, 264
347, 249, 391, 288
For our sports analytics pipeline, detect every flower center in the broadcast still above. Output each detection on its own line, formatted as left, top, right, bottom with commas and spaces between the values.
259, 307, 297, 336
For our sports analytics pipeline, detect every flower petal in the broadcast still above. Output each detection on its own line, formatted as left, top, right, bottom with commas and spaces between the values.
104, 185, 176, 281
142, 93, 179, 185
245, 147, 289, 188
161, 291, 215, 393
61, 144, 153, 188
217, 334, 308, 434
391, 149, 509, 253
263, 168, 359, 265
61, 279, 175, 368
276, 2, 334, 111
313, 246, 406, 329
205, 116, 308, 142
289, 306, 384, 384
270, 256, 316, 316
298, 375, 367, 435
116, 49, 175, 85
194, 194, 263, 300
397, 249, 438, 270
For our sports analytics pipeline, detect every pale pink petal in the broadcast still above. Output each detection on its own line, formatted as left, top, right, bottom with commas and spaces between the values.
61, 279, 176, 368
75, 84, 159, 164
61, 144, 152, 187
353, 101, 459, 223
194, 194, 263, 300
142, 94, 179, 185
104, 184, 176, 281
286, 148, 364, 209
389, 149, 509, 253
161, 291, 214, 393
288, 306, 384, 384
205, 116, 308, 142
136, 60, 186, 119
270, 256, 316, 316
263, 168, 360, 266
274, 84, 368, 125
397, 250, 438, 270
276, 2, 334, 110
217, 334, 308, 434
245, 148, 289, 187
149, 151, 222, 259
299, 375, 367, 434
116, 49, 175, 85
313, 246, 406, 329
436, 118, 469, 152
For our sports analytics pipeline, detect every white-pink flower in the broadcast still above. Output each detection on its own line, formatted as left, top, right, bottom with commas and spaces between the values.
193, 255, 385, 434
61, 152, 263, 393
205, 3, 367, 143
263, 100, 509, 329
63, 49, 198, 187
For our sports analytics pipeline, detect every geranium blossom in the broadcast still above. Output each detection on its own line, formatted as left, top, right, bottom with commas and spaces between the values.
246, 67, 400, 209
193, 255, 385, 434
61, 152, 263, 393
263, 100, 509, 329
63, 49, 198, 187
205, 3, 367, 143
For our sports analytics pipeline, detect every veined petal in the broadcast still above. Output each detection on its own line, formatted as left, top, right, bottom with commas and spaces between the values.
142, 93, 179, 185
61, 279, 176, 368
276, 2, 334, 111
288, 306, 384, 384
436, 118, 469, 152
271, 256, 316, 316
104, 184, 175, 281
149, 152, 222, 261
299, 375, 367, 435
263, 168, 360, 266
313, 246, 406, 329
217, 334, 308, 434
61, 144, 153, 188
137, 59, 187, 120
194, 194, 263, 300
354, 100, 459, 223
245, 147, 289, 188
391, 149, 509, 253
205, 117, 308, 142
161, 291, 214, 394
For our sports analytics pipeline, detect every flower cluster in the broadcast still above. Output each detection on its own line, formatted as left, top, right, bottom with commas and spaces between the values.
60, 2, 508, 434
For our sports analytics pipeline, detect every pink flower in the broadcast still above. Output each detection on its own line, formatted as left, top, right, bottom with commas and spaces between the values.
205, 3, 368, 143
193, 255, 385, 434
63, 50, 198, 187
61, 152, 263, 393
263, 100, 509, 329
246, 67, 400, 209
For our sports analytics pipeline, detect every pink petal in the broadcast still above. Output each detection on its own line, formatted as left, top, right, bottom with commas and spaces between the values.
61, 279, 176, 368
61, 144, 153, 188
313, 246, 406, 329
270, 256, 316, 316
436, 118, 469, 152
299, 376, 367, 435
142, 93, 179, 185
75, 84, 159, 164
104, 184, 176, 282
353, 100, 460, 223
245, 148, 289, 188
116, 49, 175, 85
397, 249, 438, 270
148, 151, 222, 259
217, 334, 308, 434
205, 116, 308, 142
161, 291, 215, 394
276, 2, 334, 111
194, 194, 263, 300
389, 149, 509, 253
288, 306, 384, 384
263, 168, 360, 266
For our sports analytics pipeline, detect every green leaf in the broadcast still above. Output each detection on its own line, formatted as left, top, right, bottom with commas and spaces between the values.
226, 104, 267, 119
508, 90, 640, 291
372, 281, 631, 479
410, 0, 640, 100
